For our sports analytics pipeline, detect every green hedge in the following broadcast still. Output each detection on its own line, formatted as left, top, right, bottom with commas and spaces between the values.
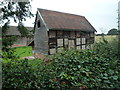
2, 59, 38, 89
2, 48, 42, 89
36, 49, 120, 89
2, 40, 120, 89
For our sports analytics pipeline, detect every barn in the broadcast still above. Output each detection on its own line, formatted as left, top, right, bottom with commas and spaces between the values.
5, 26, 33, 47
33, 8, 96, 55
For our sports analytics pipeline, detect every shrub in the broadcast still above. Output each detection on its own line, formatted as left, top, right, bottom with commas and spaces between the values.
2, 54, 39, 89
36, 49, 120, 89
2, 37, 120, 89
2, 47, 43, 89
94, 36, 119, 58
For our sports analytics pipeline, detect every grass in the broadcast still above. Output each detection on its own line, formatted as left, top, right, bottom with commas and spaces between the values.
95, 35, 119, 55
13, 46, 32, 57
95, 35, 118, 43
12, 46, 43, 68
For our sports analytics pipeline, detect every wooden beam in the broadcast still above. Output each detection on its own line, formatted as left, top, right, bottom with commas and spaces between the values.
48, 31, 50, 55
75, 31, 77, 49
56, 30, 57, 53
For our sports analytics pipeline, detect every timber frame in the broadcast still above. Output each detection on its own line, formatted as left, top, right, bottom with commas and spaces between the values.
48, 30, 94, 55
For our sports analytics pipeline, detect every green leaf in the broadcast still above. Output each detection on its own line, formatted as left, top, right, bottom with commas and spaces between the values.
78, 65, 81, 68
112, 76, 118, 80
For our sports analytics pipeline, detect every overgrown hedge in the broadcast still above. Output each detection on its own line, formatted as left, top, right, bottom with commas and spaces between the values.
2, 59, 38, 89
2, 40, 120, 89
36, 50, 120, 89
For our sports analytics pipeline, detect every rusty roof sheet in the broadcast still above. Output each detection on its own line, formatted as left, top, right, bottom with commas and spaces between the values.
38, 8, 96, 32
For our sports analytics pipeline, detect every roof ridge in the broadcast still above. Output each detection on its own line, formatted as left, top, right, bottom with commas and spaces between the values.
8, 25, 33, 28
37, 8, 84, 18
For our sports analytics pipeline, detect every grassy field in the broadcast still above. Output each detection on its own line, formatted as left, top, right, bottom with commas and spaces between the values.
95, 35, 118, 43
13, 46, 32, 57
95, 35, 119, 53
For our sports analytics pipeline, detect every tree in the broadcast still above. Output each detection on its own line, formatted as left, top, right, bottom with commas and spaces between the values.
107, 28, 118, 35
1, 1, 33, 50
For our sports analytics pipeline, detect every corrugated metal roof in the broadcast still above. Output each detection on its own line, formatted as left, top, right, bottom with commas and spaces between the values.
38, 8, 96, 32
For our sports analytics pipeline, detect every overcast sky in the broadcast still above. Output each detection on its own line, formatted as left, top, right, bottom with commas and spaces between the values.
11, 0, 119, 34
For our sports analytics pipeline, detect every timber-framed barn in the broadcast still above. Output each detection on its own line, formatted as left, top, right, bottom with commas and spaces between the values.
31, 8, 96, 55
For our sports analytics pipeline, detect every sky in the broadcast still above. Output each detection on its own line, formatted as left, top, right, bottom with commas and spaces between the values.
11, 0, 119, 34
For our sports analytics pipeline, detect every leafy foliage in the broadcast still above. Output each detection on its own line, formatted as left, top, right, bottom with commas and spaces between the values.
1, 22, 18, 51
95, 35, 119, 57
1, 2, 33, 50
41, 51, 119, 89
2, 37, 120, 89
2, 36, 18, 51
35, 40, 120, 89
1, 2, 33, 23
2, 59, 38, 89
2, 48, 40, 89
17, 24, 30, 37
2, 48, 42, 89
107, 28, 118, 35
